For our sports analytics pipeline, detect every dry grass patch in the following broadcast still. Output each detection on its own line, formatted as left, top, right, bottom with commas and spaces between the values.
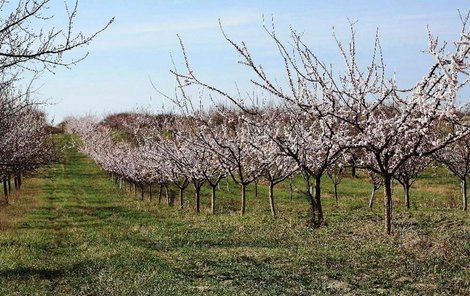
0, 177, 42, 230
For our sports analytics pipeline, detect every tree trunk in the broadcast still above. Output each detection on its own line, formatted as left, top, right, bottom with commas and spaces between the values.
149, 185, 152, 201
226, 178, 230, 192
289, 176, 293, 201
141, 185, 144, 201
211, 185, 216, 214
195, 187, 201, 213
369, 186, 376, 208
179, 188, 184, 209
305, 174, 315, 225
462, 178, 467, 211
7, 176, 11, 195
165, 185, 170, 205
303, 173, 324, 227
333, 182, 339, 204
268, 181, 276, 217
240, 184, 246, 215
314, 175, 324, 226
383, 175, 393, 235
255, 180, 258, 198
351, 165, 356, 178
3, 177, 8, 204
158, 184, 163, 204
404, 184, 410, 209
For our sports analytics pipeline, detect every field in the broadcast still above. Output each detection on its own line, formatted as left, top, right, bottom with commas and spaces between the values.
0, 139, 469, 295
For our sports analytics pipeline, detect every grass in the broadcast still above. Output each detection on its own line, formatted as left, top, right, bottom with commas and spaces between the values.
0, 141, 468, 295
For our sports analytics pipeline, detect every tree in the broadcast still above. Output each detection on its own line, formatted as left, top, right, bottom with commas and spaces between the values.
246, 109, 297, 217
334, 20, 470, 233
203, 111, 264, 215
327, 163, 345, 205
394, 156, 432, 209
434, 135, 470, 211
190, 130, 226, 214
368, 172, 382, 209
1, 104, 55, 203
0, 0, 113, 74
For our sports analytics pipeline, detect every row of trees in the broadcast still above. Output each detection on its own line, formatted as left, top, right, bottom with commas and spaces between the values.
0, 89, 56, 203
0, 0, 112, 204
70, 13, 470, 234
67, 106, 469, 235
166, 14, 470, 235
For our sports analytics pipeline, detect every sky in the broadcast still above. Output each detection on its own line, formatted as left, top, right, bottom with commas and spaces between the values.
25, 0, 469, 122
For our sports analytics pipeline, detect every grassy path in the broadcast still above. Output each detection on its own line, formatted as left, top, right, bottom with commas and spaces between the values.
0, 149, 188, 294
0, 145, 469, 295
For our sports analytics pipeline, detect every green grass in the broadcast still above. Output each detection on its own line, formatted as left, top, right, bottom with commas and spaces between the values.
0, 143, 468, 295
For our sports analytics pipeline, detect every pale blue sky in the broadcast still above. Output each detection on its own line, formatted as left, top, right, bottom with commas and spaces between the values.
31, 0, 469, 122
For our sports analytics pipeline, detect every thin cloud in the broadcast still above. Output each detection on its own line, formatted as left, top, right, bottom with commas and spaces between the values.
119, 11, 259, 34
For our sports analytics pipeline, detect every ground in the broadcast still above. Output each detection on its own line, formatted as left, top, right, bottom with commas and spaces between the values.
0, 142, 468, 295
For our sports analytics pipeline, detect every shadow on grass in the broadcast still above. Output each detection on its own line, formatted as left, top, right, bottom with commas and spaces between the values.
0, 266, 65, 280
16, 204, 154, 231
